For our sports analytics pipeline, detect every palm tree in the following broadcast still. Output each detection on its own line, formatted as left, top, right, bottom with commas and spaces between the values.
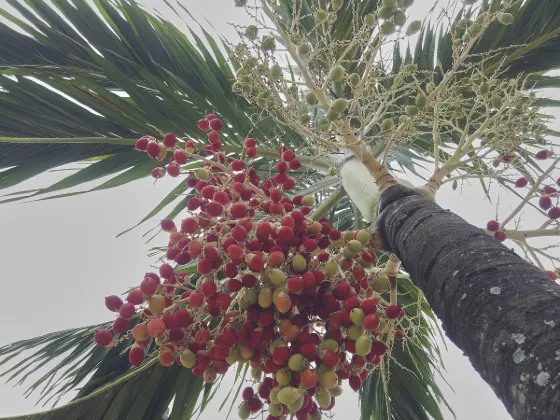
0, 0, 559, 419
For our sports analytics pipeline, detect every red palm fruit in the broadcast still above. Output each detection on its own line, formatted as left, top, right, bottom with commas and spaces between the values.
548, 207, 560, 219
515, 177, 528, 188
181, 217, 198, 234
269, 187, 283, 202
278, 226, 295, 242
283, 325, 301, 342
287, 276, 304, 293
343, 295, 360, 311
230, 159, 244, 171
363, 314, 381, 330
272, 346, 290, 366
486, 220, 500, 232
539, 196, 553, 210
201, 185, 216, 199
246, 147, 257, 157
112, 317, 130, 334
349, 375, 362, 391
352, 266, 366, 281
105, 295, 123, 312
250, 328, 264, 347
544, 186, 558, 196
173, 149, 188, 164
94, 329, 113, 347
276, 161, 288, 173
282, 150, 295, 161
151, 167, 165, 178
216, 293, 231, 310
159, 263, 174, 279
212, 344, 230, 359
163, 132, 177, 147
371, 341, 387, 356
394, 330, 405, 340
346, 340, 356, 353
195, 329, 211, 345
248, 253, 265, 271
242, 387, 254, 401
226, 278, 242, 293
201, 281, 217, 297
361, 298, 377, 315
119, 303, 136, 320
352, 355, 366, 368
288, 160, 301, 170
206, 201, 224, 217
258, 383, 271, 399
159, 346, 175, 366
283, 178, 296, 190
209, 118, 223, 130
333, 282, 350, 300
301, 343, 317, 359
536, 150, 553, 160
135, 136, 149, 150
162, 313, 177, 330
140, 277, 159, 296
197, 119, 210, 130
494, 231, 507, 242
197, 259, 213, 274
303, 238, 317, 253
242, 274, 257, 287
301, 369, 318, 388
208, 130, 220, 144
230, 203, 248, 219
322, 350, 339, 367
268, 251, 286, 267
189, 291, 204, 309
146, 141, 160, 158
175, 309, 191, 327
385, 305, 401, 319
259, 311, 274, 327
244, 137, 257, 147
129, 345, 145, 366
160, 218, 176, 232
247, 398, 263, 413
127, 289, 143, 305
147, 318, 166, 338
231, 226, 248, 242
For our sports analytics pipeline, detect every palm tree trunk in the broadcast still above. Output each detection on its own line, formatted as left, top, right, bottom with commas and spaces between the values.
375, 184, 560, 419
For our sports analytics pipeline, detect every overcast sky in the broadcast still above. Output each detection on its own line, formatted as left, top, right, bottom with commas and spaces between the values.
0, 1, 558, 419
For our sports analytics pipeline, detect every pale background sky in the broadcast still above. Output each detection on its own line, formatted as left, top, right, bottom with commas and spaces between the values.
0, 0, 558, 419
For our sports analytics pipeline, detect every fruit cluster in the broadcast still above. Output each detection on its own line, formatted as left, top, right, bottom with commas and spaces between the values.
94, 114, 407, 420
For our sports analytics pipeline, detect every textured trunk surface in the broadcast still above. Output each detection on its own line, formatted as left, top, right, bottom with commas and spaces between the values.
376, 185, 560, 420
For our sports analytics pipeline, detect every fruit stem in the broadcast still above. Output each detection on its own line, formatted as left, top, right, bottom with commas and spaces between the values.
384, 255, 401, 306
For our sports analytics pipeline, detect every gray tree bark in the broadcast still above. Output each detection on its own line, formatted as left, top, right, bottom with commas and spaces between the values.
375, 184, 560, 420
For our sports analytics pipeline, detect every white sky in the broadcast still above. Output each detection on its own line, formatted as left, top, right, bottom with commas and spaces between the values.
0, 0, 559, 419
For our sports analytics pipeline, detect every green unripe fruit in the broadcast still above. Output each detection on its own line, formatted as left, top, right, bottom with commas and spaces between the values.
393, 10, 407, 26
356, 229, 371, 245
180, 350, 196, 368
299, 114, 311, 124
330, 98, 349, 113
195, 168, 210, 181
236, 68, 245, 78
350, 308, 365, 326
269, 386, 281, 404
270, 64, 283, 80
491, 95, 503, 109
317, 363, 335, 374
380, 21, 396, 35
265, 96, 276, 107
238, 402, 250, 420
315, 387, 332, 408
277, 386, 300, 405
261, 36, 276, 51
347, 239, 363, 254
315, 9, 329, 22
319, 371, 338, 389
269, 268, 287, 285
456, 19, 467, 30
328, 65, 345, 82
251, 367, 262, 382
328, 167, 336, 176
326, 109, 340, 121
276, 369, 291, 386
415, 93, 428, 108
319, 339, 339, 351
288, 395, 305, 413
405, 105, 418, 117
306, 91, 318, 105
378, 6, 395, 20
256, 92, 267, 106
347, 324, 364, 341
331, 385, 343, 397
406, 20, 422, 35
243, 287, 258, 304
232, 82, 243, 93
311, 411, 322, 420
403, 63, 418, 73
269, 403, 283, 416
244, 25, 258, 40
325, 260, 339, 277
331, 0, 343, 11
343, 230, 354, 242
371, 274, 390, 292
242, 84, 251, 95
462, 33, 471, 43
293, 254, 307, 272
298, 42, 312, 55
498, 13, 514, 25
349, 73, 361, 87
398, 115, 409, 124
287, 85, 298, 97
356, 334, 372, 356
402, 0, 414, 7
302, 195, 315, 206
381, 118, 394, 131
365, 13, 376, 27
342, 247, 355, 260
288, 354, 307, 372
317, 117, 329, 128
479, 82, 490, 95
243, 57, 257, 68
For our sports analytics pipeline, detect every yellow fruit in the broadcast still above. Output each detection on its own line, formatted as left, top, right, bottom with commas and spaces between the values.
374, 318, 388, 334
371, 273, 390, 292
251, 367, 263, 382
317, 363, 335, 374
292, 254, 307, 272
243, 287, 258, 304
275, 291, 292, 313
347, 239, 363, 254
325, 260, 339, 277
315, 387, 332, 408
276, 368, 292, 386
148, 295, 165, 316
355, 230, 371, 245
350, 308, 365, 326
258, 287, 273, 308
319, 339, 339, 351
356, 334, 372, 356
301, 195, 315, 206
269, 403, 283, 416
269, 268, 287, 286
269, 386, 281, 404
299, 114, 311, 124
226, 348, 240, 364
288, 394, 305, 412
238, 402, 250, 419
319, 371, 338, 389
239, 344, 254, 359
348, 324, 364, 341
203, 366, 217, 383
288, 354, 307, 372
194, 168, 210, 181
331, 385, 343, 397
277, 386, 300, 405
180, 349, 196, 368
